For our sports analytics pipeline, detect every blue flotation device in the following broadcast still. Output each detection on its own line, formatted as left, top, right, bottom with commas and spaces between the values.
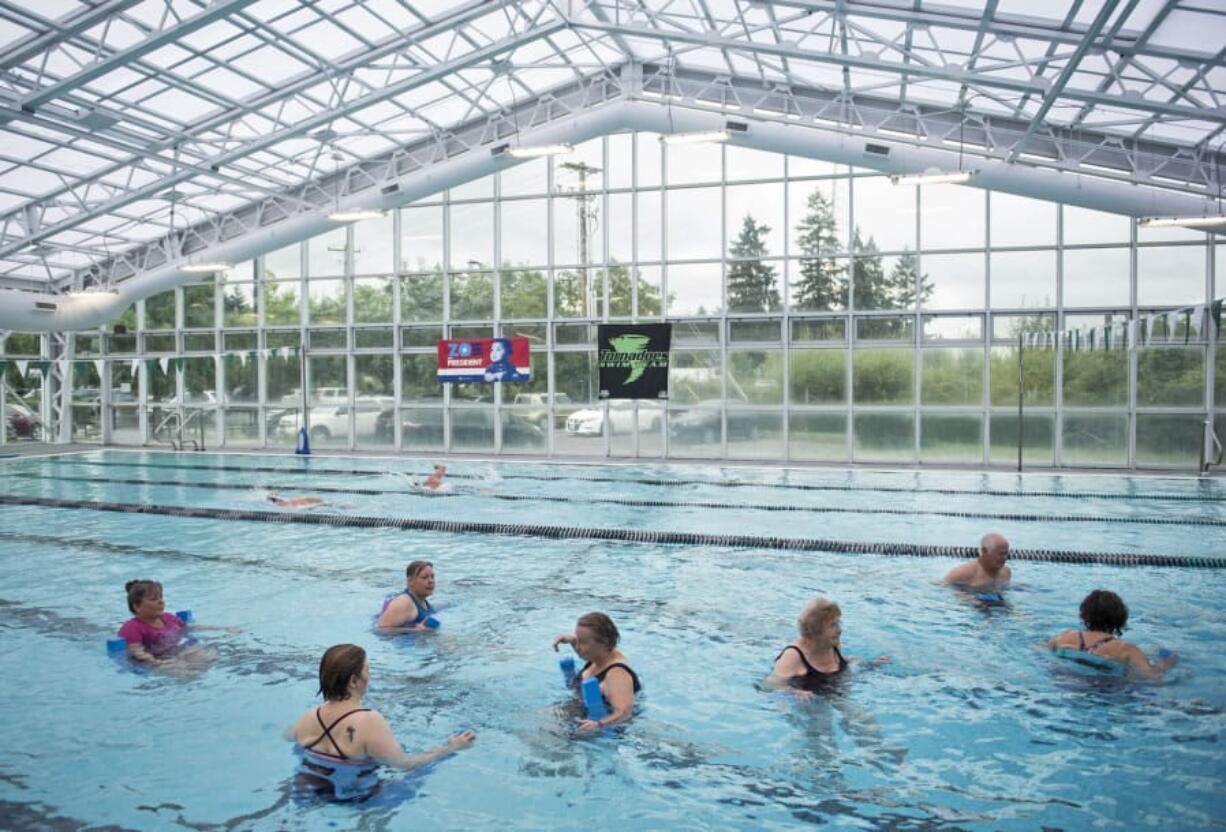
976, 592, 1003, 603
1052, 647, 1126, 676
580, 677, 608, 721
107, 610, 194, 672
294, 747, 379, 802
559, 655, 576, 685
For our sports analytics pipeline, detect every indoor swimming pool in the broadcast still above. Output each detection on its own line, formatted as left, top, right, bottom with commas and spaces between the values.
0, 450, 1223, 830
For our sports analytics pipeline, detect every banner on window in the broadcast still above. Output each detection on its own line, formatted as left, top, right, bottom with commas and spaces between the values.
436, 337, 531, 383
598, 323, 671, 400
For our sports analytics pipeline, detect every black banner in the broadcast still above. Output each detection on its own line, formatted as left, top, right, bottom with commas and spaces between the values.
598, 323, 671, 400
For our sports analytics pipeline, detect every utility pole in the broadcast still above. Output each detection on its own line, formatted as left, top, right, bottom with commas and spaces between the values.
557, 161, 601, 317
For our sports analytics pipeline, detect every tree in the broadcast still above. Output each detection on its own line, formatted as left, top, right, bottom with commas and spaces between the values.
792, 188, 846, 311
726, 214, 780, 313
850, 228, 888, 311
889, 248, 932, 310
223, 287, 256, 327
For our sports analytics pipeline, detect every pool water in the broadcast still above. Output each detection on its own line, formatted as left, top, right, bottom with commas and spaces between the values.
0, 450, 1223, 830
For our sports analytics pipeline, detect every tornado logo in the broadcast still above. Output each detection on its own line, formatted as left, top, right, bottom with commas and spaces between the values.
608, 334, 651, 384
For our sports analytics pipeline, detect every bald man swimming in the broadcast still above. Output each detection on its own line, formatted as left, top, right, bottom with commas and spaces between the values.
942, 532, 1011, 590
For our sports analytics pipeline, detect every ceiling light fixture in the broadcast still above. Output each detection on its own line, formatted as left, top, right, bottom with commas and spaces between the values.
327, 209, 387, 222
890, 169, 976, 186
1137, 215, 1226, 229
181, 262, 233, 273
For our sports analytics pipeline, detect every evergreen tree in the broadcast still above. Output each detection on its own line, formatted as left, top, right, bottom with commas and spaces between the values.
726, 214, 780, 312
889, 248, 932, 310
850, 228, 888, 310
792, 188, 846, 310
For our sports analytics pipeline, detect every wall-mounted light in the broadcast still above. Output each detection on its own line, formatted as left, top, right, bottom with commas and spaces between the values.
490, 142, 574, 159
181, 262, 233, 273
327, 209, 387, 222
660, 129, 730, 145
890, 170, 976, 186
1137, 215, 1226, 229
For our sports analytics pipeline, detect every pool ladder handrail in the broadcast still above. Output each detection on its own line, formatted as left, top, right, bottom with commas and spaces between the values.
1200, 418, 1223, 475
154, 409, 204, 452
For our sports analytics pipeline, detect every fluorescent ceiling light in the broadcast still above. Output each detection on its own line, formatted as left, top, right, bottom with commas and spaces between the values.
660, 130, 730, 145
890, 170, 976, 186
490, 143, 574, 159
181, 262, 232, 273
327, 209, 387, 222
1137, 215, 1226, 229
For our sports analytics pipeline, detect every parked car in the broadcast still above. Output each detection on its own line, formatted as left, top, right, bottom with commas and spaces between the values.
564, 404, 662, 437
271, 396, 392, 442
374, 406, 544, 446
669, 404, 763, 443
513, 392, 571, 428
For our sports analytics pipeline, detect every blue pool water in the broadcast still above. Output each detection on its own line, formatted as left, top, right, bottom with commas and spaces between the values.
0, 450, 1223, 830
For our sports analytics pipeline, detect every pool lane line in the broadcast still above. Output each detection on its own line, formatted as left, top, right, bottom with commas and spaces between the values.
17, 471, 1226, 528
41, 457, 1226, 503
1, 493, 1222, 568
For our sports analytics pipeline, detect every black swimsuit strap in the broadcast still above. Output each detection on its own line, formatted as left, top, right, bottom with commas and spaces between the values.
304, 707, 371, 758
780, 644, 844, 675
579, 660, 642, 693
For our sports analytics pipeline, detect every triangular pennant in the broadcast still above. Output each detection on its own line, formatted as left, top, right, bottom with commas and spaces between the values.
15, 359, 28, 376
237, 351, 248, 366
1190, 305, 1205, 339
1213, 299, 1223, 332
1144, 315, 1154, 346
1127, 320, 1136, 350
94, 359, 105, 379
1103, 325, 1112, 351
1088, 328, 1097, 351
0, 359, 7, 374
1072, 330, 1081, 351
130, 358, 141, 376
173, 356, 186, 373
158, 356, 170, 374
1166, 310, 1181, 344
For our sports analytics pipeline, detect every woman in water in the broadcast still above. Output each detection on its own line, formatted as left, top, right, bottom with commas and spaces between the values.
117, 579, 238, 671
770, 598, 887, 694
287, 644, 475, 801
552, 612, 641, 731
1047, 589, 1177, 679
376, 560, 438, 634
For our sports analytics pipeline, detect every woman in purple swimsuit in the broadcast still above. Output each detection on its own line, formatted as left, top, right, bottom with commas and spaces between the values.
1047, 589, 1177, 679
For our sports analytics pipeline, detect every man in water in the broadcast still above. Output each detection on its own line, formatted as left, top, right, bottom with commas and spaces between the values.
267, 494, 326, 508
419, 464, 447, 491
942, 532, 1011, 589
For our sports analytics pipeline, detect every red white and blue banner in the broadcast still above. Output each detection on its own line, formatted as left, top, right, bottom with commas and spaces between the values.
436, 337, 532, 383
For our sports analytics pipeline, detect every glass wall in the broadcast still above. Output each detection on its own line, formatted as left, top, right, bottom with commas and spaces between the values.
33, 134, 1222, 469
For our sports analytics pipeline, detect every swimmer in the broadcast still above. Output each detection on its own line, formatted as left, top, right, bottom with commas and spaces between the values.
376, 561, 438, 634
769, 598, 888, 695
287, 644, 475, 801
1047, 589, 1177, 679
942, 532, 1011, 590
117, 580, 239, 671
552, 613, 641, 732
267, 494, 326, 508
419, 464, 447, 491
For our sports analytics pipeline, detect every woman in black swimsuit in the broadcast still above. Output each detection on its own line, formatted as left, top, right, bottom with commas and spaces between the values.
771, 598, 888, 694
552, 612, 641, 732
286, 644, 475, 799
1047, 589, 1177, 679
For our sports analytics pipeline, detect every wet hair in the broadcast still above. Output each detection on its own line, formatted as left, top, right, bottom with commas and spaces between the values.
125, 579, 162, 614
798, 597, 842, 642
576, 612, 620, 650
406, 560, 433, 581
1079, 590, 1128, 636
318, 644, 367, 701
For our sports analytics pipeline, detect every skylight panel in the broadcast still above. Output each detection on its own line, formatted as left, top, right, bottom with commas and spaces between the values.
140, 88, 219, 123
335, 134, 397, 159
1117, 0, 1168, 37
1149, 9, 1224, 51
39, 0, 86, 22
420, 31, 463, 61
144, 43, 197, 71
248, 0, 302, 24
232, 44, 312, 84
82, 16, 145, 49
0, 132, 56, 161
38, 148, 112, 177
0, 193, 24, 213
360, 0, 420, 31
417, 96, 478, 127
408, 0, 477, 21
80, 66, 148, 97
0, 18, 34, 50
467, 9, 514, 43
295, 19, 365, 61
674, 48, 729, 74
194, 66, 267, 100
335, 4, 396, 42
1, 167, 65, 197
995, 0, 1077, 20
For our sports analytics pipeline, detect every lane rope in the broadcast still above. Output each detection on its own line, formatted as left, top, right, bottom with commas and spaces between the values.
40, 457, 1226, 503
0, 493, 1221, 568
14, 471, 1226, 528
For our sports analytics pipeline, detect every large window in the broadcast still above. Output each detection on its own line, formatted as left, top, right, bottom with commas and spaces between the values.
61, 134, 1216, 469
